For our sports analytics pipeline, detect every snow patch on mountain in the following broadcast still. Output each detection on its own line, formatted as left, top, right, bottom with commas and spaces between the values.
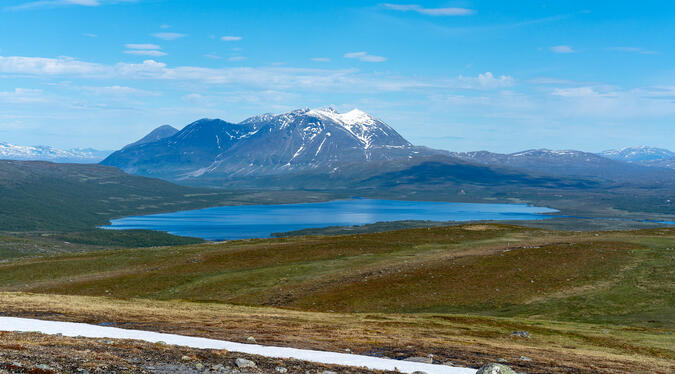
0, 142, 110, 163
600, 146, 675, 161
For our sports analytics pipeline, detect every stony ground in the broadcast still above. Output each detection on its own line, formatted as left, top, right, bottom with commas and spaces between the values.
0, 331, 399, 374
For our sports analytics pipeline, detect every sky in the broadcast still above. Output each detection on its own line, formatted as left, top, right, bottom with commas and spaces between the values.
0, 0, 673, 153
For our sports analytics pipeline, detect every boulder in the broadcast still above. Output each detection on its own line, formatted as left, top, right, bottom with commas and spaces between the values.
510, 331, 531, 339
477, 363, 517, 374
235, 358, 256, 368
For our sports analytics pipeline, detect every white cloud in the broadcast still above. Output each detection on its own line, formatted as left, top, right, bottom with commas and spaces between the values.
159, 24, 170, 29
458, 72, 515, 89
125, 43, 161, 50
381, 3, 474, 16
311, 57, 331, 62
152, 32, 186, 40
83, 33, 98, 38
344, 51, 387, 63
228, 56, 247, 61
124, 50, 167, 57
550, 45, 575, 54
0, 56, 106, 75
221, 36, 242, 41
204, 54, 222, 59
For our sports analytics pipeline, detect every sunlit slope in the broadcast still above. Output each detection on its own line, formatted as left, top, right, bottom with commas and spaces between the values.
1, 224, 672, 327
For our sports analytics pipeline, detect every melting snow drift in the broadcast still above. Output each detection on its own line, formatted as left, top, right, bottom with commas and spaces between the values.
0, 317, 476, 374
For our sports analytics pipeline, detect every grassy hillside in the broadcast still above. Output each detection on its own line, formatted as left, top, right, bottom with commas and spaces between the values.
1, 224, 672, 328
1, 292, 672, 374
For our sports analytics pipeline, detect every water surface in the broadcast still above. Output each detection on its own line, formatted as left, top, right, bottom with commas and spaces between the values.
103, 199, 557, 241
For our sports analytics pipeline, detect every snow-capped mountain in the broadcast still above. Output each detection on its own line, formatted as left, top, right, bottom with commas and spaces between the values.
0, 142, 110, 163
599, 146, 675, 169
600, 146, 674, 161
101, 108, 441, 181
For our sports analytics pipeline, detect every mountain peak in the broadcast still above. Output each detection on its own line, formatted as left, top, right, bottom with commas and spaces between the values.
124, 124, 179, 149
102, 107, 421, 180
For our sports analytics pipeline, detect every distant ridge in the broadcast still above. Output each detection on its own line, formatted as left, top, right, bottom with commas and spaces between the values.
101, 109, 675, 187
0, 142, 110, 163
450, 148, 675, 183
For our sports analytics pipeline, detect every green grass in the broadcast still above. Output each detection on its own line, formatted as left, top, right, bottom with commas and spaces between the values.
1, 224, 672, 328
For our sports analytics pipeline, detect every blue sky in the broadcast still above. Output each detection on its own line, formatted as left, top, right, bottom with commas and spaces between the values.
0, 0, 673, 152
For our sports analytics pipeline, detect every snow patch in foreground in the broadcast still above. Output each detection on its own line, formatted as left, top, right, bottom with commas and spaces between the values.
0, 317, 476, 374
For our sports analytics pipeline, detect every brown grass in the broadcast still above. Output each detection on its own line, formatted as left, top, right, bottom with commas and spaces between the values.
0, 292, 672, 374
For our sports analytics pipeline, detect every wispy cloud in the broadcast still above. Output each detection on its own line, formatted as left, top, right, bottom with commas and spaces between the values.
0, 88, 46, 103
381, 3, 474, 16
152, 32, 186, 40
82, 33, 98, 38
124, 44, 165, 57
311, 57, 331, 62
606, 46, 657, 55
80, 85, 159, 96
125, 43, 160, 50
228, 56, 247, 61
124, 50, 166, 56
344, 51, 387, 62
221, 36, 242, 41
6, 0, 135, 11
550, 45, 575, 54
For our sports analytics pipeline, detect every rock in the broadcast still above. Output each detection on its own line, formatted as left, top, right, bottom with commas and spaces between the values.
235, 358, 256, 368
275, 367, 288, 373
181, 356, 191, 361
510, 331, 531, 339
497, 358, 508, 363
195, 363, 203, 370
477, 363, 517, 374
519, 356, 532, 361
36, 364, 53, 370
319, 371, 337, 374
212, 364, 225, 371
412, 372, 428, 374
246, 336, 257, 343
403, 356, 433, 364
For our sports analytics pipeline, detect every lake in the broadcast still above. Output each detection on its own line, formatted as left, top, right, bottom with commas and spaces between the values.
102, 199, 558, 241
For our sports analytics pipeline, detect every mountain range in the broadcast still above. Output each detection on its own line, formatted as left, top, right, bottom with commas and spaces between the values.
0, 142, 110, 163
101, 108, 675, 188
101, 107, 446, 181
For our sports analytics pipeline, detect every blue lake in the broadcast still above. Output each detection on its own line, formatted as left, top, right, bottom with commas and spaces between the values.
103, 199, 558, 241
